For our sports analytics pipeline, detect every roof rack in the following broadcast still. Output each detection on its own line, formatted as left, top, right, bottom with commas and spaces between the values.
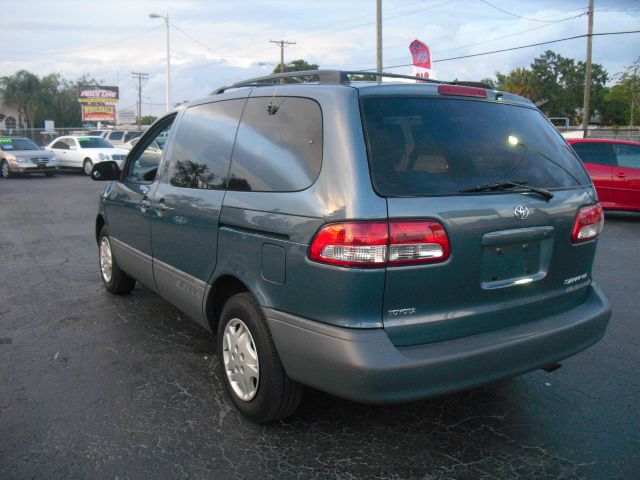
211, 70, 444, 95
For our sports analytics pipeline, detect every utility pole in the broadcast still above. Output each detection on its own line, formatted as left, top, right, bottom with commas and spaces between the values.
131, 72, 149, 130
376, 0, 383, 78
582, 0, 594, 137
270, 40, 296, 80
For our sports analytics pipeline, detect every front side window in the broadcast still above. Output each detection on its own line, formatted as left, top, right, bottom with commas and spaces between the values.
571, 142, 616, 166
168, 99, 244, 190
77, 137, 113, 149
124, 117, 175, 183
228, 97, 322, 192
361, 97, 590, 197
615, 144, 640, 169
52, 140, 68, 150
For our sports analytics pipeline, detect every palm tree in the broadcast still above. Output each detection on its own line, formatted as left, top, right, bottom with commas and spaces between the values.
503, 68, 539, 101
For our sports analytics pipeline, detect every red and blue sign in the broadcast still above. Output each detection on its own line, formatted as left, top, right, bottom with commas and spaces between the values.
409, 39, 431, 69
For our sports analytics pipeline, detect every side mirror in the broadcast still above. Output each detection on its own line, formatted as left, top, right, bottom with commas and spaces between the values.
91, 161, 120, 181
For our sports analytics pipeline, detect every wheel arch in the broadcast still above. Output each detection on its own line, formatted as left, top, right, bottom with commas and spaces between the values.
95, 214, 106, 244
204, 274, 252, 334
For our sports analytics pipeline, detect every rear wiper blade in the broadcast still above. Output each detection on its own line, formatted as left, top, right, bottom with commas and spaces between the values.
460, 181, 554, 201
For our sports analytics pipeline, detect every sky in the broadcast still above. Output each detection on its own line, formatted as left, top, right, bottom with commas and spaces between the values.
1, 0, 639, 121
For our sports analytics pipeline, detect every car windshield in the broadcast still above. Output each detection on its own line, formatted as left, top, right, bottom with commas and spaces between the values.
361, 97, 591, 197
77, 137, 114, 149
0, 138, 40, 151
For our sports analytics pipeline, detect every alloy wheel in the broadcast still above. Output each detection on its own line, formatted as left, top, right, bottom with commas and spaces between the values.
222, 318, 260, 401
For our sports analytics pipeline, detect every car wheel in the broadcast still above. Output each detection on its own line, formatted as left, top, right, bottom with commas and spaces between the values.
99, 226, 136, 294
1, 160, 11, 178
217, 292, 302, 423
83, 158, 93, 176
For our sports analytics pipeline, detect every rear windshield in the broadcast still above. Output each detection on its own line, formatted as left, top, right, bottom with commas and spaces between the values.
78, 137, 113, 149
361, 97, 590, 197
0, 138, 39, 151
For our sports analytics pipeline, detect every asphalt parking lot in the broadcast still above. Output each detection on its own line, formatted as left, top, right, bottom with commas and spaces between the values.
1, 173, 638, 480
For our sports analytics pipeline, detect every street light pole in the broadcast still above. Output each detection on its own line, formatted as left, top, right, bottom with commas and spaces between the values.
150, 12, 171, 112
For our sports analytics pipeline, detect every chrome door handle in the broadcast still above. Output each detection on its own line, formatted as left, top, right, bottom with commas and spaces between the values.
615, 172, 626, 178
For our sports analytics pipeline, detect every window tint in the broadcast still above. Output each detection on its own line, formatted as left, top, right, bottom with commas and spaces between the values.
228, 97, 322, 192
571, 142, 616, 166
615, 144, 640, 169
168, 100, 244, 190
361, 97, 590, 197
52, 140, 68, 150
0, 138, 39, 151
125, 118, 175, 183
78, 137, 113, 149
108, 132, 124, 141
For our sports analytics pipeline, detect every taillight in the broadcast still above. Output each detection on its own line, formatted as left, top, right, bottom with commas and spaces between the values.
309, 220, 450, 267
438, 85, 487, 98
572, 204, 604, 243
388, 221, 450, 265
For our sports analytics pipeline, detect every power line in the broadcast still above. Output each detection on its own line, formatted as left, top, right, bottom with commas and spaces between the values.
0, 26, 162, 57
479, 0, 562, 23
365, 30, 640, 70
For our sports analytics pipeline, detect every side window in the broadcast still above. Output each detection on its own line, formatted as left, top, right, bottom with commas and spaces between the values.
571, 142, 616, 166
125, 118, 175, 183
168, 99, 244, 190
228, 97, 322, 192
65, 138, 78, 149
615, 144, 640, 169
52, 140, 68, 150
109, 132, 124, 141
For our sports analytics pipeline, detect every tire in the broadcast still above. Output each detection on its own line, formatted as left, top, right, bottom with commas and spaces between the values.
1, 160, 11, 178
83, 158, 93, 176
217, 292, 302, 422
98, 226, 136, 294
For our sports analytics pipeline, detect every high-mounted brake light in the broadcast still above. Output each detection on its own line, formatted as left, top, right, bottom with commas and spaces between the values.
309, 220, 450, 267
438, 85, 487, 98
572, 204, 604, 243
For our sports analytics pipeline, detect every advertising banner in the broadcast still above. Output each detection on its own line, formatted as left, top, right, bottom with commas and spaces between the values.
78, 85, 119, 104
81, 104, 117, 122
409, 39, 434, 80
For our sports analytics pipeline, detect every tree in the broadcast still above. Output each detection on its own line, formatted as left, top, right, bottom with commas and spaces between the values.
614, 57, 640, 125
501, 67, 539, 101
0, 70, 100, 128
486, 51, 608, 124
141, 115, 158, 125
601, 85, 630, 126
0, 70, 41, 128
271, 59, 319, 74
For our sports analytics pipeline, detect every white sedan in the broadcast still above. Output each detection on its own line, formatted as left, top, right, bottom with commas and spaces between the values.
45, 136, 128, 175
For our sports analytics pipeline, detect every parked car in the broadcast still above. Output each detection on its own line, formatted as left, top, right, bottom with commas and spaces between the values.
90, 70, 611, 422
568, 138, 640, 212
46, 136, 128, 175
87, 130, 111, 137
103, 130, 143, 146
0, 137, 58, 178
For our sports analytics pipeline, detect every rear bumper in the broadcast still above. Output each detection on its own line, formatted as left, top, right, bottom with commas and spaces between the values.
265, 284, 611, 403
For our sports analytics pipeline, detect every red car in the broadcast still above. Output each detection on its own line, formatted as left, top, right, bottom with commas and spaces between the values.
568, 138, 640, 212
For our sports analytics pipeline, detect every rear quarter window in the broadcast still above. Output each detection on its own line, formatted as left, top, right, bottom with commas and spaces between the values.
168, 99, 244, 190
228, 97, 322, 192
361, 97, 590, 197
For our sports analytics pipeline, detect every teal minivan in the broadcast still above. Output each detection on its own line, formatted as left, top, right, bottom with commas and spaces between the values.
92, 71, 611, 422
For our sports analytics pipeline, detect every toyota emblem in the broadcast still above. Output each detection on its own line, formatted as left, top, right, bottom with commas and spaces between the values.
514, 205, 530, 220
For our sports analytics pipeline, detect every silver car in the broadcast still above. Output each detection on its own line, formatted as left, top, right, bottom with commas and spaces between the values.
0, 137, 59, 178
